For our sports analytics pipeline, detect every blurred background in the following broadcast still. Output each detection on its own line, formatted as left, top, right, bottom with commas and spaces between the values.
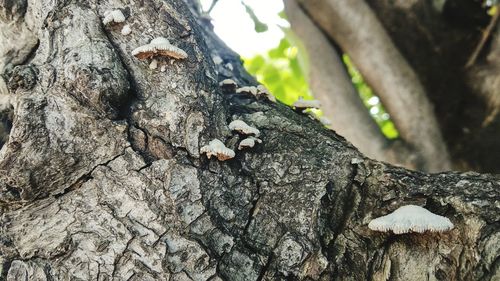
199, 0, 419, 139
199, 0, 500, 173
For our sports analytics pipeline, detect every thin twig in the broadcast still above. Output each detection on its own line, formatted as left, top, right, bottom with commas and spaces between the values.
465, 4, 500, 68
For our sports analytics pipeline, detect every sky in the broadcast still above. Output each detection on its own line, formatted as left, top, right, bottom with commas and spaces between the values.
200, 0, 288, 57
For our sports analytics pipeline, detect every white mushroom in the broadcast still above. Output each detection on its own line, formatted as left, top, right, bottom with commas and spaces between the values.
238, 136, 262, 150
219, 79, 237, 87
103, 10, 126, 25
293, 97, 321, 109
200, 139, 235, 161
319, 116, 332, 126
212, 55, 223, 65
236, 86, 258, 96
368, 205, 454, 234
228, 120, 260, 137
257, 85, 276, 102
132, 37, 188, 60
121, 24, 132, 35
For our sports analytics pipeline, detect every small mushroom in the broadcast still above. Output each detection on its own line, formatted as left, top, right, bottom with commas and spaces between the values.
219, 79, 237, 87
228, 120, 260, 137
319, 116, 332, 126
219, 79, 238, 92
368, 205, 454, 234
132, 37, 188, 60
238, 136, 262, 150
103, 10, 126, 25
212, 55, 223, 65
200, 139, 235, 161
257, 85, 276, 102
293, 97, 321, 110
121, 24, 132, 35
236, 86, 258, 96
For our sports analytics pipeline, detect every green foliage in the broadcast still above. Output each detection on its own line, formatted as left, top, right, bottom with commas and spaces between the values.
242, 9, 399, 139
244, 36, 313, 105
342, 55, 399, 139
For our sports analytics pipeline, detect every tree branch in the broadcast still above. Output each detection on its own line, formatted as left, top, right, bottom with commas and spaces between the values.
0, 0, 497, 280
284, 0, 421, 169
283, 0, 389, 162
297, 0, 451, 172
466, 4, 500, 68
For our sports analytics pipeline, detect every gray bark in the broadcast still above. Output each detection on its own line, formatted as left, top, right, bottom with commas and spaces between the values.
0, 0, 498, 281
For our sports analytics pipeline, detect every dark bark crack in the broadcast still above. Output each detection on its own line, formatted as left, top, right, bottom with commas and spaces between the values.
53, 149, 128, 199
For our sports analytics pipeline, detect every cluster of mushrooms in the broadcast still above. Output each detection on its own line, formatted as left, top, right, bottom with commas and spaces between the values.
102, 9, 454, 236
199, 79, 266, 161
103, 9, 188, 71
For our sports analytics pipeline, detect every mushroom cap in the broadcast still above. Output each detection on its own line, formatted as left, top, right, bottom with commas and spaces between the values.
293, 97, 321, 109
368, 205, 454, 234
236, 86, 258, 96
200, 139, 235, 161
219, 79, 237, 87
257, 85, 276, 102
132, 37, 188, 60
121, 24, 132, 35
319, 116, 332, 126
228, 120, 260, 137
238, 136, 262, 150
103, 10, 125, 25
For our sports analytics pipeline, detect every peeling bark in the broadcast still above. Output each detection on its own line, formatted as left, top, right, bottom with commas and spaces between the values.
0, 1, 498, 281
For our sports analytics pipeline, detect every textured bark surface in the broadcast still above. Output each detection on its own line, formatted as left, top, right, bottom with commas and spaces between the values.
0, 1, 499, 280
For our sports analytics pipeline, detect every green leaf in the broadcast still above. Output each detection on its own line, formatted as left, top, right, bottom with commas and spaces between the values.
243, 36, 312, 107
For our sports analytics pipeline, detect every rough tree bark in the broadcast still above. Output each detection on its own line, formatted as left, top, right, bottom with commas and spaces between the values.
0, 1, 498, 281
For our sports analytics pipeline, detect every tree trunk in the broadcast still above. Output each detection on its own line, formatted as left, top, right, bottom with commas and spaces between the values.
0, 1, 498, 280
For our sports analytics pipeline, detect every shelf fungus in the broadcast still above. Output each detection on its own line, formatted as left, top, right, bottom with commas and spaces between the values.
228, 120, 260, 137
103, 10, 126, 25
293, 97, 321, 110
132, 37, 188, 60
238, 136, 262, 150
200, 139, 235, 161
219, 79, 237, 91
236, 86, 258, 96
256, 85, 276, 102
368, 205, 454, 234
